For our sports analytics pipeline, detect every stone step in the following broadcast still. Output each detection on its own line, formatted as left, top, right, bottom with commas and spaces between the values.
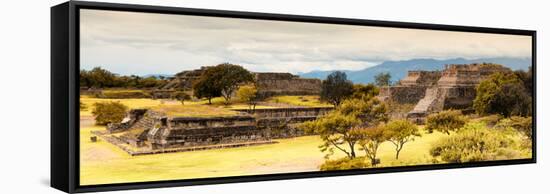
411, 87, 438, 113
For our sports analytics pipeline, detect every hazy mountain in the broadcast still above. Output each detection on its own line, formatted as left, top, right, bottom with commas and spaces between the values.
142, 74, 174, 78
299, 57, 532, 84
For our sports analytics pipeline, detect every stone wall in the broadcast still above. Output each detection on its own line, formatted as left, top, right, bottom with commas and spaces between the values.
255, 73, 322, 97
235, 107, 332, 118
378, 86, 429, 104
399, 71, 441, 86
234, 107, 332, 138
157, 69, 322, 98
147, 115, 267, 149
106, 107, 333, 151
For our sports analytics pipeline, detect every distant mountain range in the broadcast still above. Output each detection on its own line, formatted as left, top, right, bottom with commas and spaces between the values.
298, 57, 532, 84
142, 74, 174, 78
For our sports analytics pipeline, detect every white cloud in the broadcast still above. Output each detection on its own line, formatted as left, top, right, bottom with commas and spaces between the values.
80, 9, 532, 75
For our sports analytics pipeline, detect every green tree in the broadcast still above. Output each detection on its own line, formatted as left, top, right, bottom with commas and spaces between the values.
87, 67, 117, 88
320, 71, 354, 106
384, 119, 421, 159
425, 110, 466, 135
201, 63, 254, 104
301, 96, 388, 159
80, 70, 92, 88
337, 96, 389, 125
193, 76, 221, 104
374, 72, 391, 86
514, 67, 533, 95
301, 112, 363, 159
173, 91, 191, 105
237, 85, 259, 112
430, 122, 526, 163
358, 126, 388, 166
474, 72, 532, 117
91, 101, 128, 125
351, 83, 379, 99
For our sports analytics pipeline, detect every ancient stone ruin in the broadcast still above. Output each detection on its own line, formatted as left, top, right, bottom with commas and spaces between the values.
102, 107, 332, 155
254, 73, 321, 97
379, 63, 511, 123
153, 67, 321, 98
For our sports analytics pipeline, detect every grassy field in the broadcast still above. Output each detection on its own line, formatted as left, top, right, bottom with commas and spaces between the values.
80, 95, 447, 185
80, 96, 278, 117
266, 95, 333, 107
80, 119, 446, 186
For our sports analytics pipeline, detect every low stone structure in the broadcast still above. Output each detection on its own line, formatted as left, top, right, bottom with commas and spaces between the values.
155, 67, 322, 98
254, 73, 321, 97
234, 107, 332, 138
378, 71, 441, 104
380, 63, 511, 123
103, 106, 332, 153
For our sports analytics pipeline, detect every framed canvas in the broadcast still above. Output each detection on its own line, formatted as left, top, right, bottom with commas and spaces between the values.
51, 1, 536, 193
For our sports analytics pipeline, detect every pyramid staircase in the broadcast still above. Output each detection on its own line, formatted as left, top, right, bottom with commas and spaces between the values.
408, 87, 446, 123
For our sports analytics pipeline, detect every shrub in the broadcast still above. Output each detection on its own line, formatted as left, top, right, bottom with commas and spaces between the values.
320, 157, 370, 171
429, 122, 525, 163
80, 102, 88, 111
473, 72, 532, 117
477, 114, 502, 127
425, 110, 466, 134
495, 116, 532, 139
172, 91, 191, 105
91, 101, 129, 125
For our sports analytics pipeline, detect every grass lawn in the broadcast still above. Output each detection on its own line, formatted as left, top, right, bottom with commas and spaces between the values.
80, 96, 177, 117
267, 95, 333, 107
80, 96, 277, 118
80, 121, 447, 186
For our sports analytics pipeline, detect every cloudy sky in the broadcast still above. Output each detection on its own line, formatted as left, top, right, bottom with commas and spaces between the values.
80, 9, 532, 76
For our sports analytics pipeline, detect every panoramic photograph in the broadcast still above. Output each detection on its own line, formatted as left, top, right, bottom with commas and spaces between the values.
78, 9, 533, 186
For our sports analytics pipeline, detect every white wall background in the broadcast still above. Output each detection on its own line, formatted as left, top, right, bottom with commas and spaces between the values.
0, 0, 547, 193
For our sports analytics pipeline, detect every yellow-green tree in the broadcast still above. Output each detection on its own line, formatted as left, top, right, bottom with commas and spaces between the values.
425, 110, 466, 135
237, 85, 258, 112
91, 101, 128, 125
358, 126, 388, 166
301, 96, 388, 159
351, 83, 379, 99
384, 119, 421, 159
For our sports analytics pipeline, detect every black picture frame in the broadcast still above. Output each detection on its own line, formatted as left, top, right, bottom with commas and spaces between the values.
51, 1, 537, 193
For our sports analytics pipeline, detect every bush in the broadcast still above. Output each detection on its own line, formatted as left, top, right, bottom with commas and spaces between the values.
473, 72, 532, 117
477, 114, 502, 127
495, 116, 532, 139
429, 122, 526, 163
80, 102, 88, 111
425, 110, 466, 134
320, 157, 370, 171
172, 91, 191, 105
91, 101, 129, 125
